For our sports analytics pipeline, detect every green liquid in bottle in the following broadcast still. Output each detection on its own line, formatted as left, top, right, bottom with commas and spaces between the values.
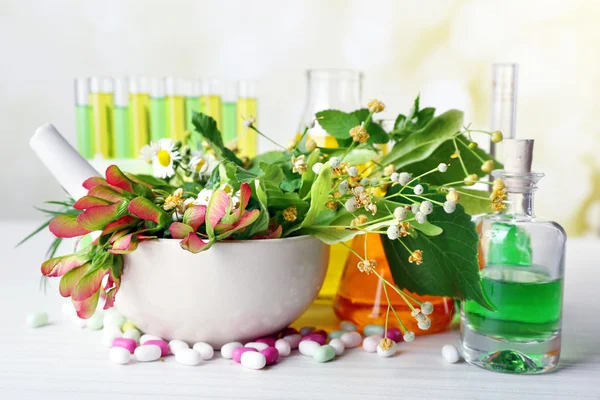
150, 97, 167, 141
222, 101, 237, 144
185, 97, 200, 132
113, 106, 131, 158
75, 105, 93, 158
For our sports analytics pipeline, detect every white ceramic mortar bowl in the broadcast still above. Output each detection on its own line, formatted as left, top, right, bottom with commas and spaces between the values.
116, 236, 329, 348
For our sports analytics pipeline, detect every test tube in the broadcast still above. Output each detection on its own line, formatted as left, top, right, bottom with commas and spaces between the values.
74, 77, 93, 158
89, 76, 114, 158
165, 77, 187, 144
113, 77, 131, 158
200, 78, 223, 130
490, 63, 518, 161
236, 81, 258, 158
129, 76, 150, 157
150, 77, 167, 141
221, 81, 237, 145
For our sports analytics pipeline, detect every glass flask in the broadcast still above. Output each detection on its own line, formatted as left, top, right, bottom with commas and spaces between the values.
298, 69, 363, 302
333, 233, 455, 333
461, 140, 566, 374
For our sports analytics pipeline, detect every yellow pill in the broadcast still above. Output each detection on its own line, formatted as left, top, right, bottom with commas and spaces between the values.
121, 321, 138, 332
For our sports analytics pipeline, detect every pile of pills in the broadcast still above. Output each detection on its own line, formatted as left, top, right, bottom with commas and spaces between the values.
29, 305, 463, 369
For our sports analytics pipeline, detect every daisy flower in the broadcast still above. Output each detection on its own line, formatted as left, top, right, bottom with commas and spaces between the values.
140, 139, 182, 179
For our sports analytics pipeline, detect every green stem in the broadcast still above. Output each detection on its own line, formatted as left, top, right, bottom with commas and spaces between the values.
452, 188, 490, 200
457, 136, 485, 163
452, 137, 469, 176
399, 166, 440, 194
250, 125, 287, 151
381, 276, 409, 333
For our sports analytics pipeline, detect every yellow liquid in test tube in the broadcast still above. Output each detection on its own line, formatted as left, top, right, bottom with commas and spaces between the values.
200, 95, 223, 130
166, 95, 186, 143
129, 93, 150, 157
89, 91, 114, 158
236, 97, 258, 157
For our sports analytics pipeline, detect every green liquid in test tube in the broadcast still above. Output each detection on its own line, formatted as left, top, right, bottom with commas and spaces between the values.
74, 77, 93, 158
150, 77, 167, 141
113, 77, 131, 158
221, 80, 237, 144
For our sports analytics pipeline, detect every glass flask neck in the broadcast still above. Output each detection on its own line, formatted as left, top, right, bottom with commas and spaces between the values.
305, 69, 362, 112
493, 170, 544, 218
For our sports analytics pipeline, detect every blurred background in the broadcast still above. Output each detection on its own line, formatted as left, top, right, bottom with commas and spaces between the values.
1, 0, 599, 236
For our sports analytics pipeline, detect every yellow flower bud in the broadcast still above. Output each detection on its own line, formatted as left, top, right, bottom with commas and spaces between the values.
367, 99, 386, 113
492, 178, 505, 191
306, 139, 317, 152
446, 189, 460, 203
491, 130, 503, 143
464, 174, 479, 186
383, 164, 395, 176
481, 160, 495, 174
468, 142, 478, 149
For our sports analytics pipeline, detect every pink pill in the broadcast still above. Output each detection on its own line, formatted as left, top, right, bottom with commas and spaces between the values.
144, 340, 169, 357
387, 328, 403, 342
260, 347, 279, 365
283, 334, 302, 349
255, 337, 276, 347
312, 329, 328, 339
281, 327, 298, 337
232, 347, 258, 363
301, 333, 326, 345
112, 337, 137, 354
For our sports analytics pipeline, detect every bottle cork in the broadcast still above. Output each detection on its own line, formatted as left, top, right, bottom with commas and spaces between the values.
503, 139, 534, 174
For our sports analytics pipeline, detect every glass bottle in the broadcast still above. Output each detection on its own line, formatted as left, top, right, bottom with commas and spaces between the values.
461, 139, 566, 374
333, 234, 455, 333
236, 81, 258, 158
298, 69, 363, 302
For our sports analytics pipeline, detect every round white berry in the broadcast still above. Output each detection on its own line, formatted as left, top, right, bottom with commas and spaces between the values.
411, 203, 420, 215
329, 157, 341, 168
347, 166, 359, 177
418, 317, 431, 330
415, 212, 427, 224
413, 184, 424, 195
438, 163, 448, 173
443, 200, 456, 214
345, 198, 358, 212
360, 178, 370, 186
398, 172, 411, 186
390, 172, 399, 182
354, 186, 365, 195
419, 200, 433, 215
312, 162, 324, 174
421, 301, 434, 315
403, 331, 415, 342
338, 180, 349, 194
393, 207, 406, 221
387, 225, 400, 240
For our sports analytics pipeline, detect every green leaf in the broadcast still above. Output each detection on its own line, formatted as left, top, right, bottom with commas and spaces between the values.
381, 109, 464, 169
192, 112, 243, 166
250, 151, 288, 171
315, 109, 388, 145
381, 204, 493, 310
415, 107, 435, 129
301, 219, 394, 245
329, 148, 378, 166
258, 163, 284, 184
300, 163, 332, 228
299, 150, 321, 199
132, 182, 154, 200
280, 178, 301, 193
394, 114, 406, 130
91, 249, 113, 270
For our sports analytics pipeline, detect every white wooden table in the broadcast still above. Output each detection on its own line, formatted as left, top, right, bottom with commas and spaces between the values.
1, 221, 599, 400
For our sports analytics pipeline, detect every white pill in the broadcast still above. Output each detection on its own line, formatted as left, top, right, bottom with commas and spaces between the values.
86, 312, 104, 330
298, 340, 321, 356
109, 346, 131, 365
192, 342, 214, 360
122, 328, 142, 343
363, 324, 385, 337
362, 335, 382, 353
168, 339, 189, 355
26, 312, 48, 328
329, 338, 345, 356
283, 334, 302, 349
103, 325, 123, 347
377, 341, 397, 358
275, 339, 291, 357
134, 344, 162, 362
340, 331, 362, 348
340, 320, 356, 332
221, 342, 243, 359
245, 342, 269, 351
175, 348, 203, 366
61, 302, 75, 316
241, 351, 267, 370
441, 344, 460, 364
71, 315, 87, 328
299, 326, 315, 336
140, 334, 162, 345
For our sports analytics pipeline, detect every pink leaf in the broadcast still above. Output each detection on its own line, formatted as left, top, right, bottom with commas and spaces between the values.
180, 233, 211, 254
82, 177, 107, 190
183, 205, 206, 231
49, 214, 91, 238
88, 185, 126, 203
105, 165, 135, 192
109, 233, 139, 254
234, 182, 252, 219
73, 196, 112, 210
104, 275, 121, 310
101, 216, 138, 236
73, 290, 100, 319
71, 267, 108, 302
252, 225, 283, 240
128, 196, 169, 226
169, 222, 194, 239
76, 202, 122, 231
205, 189, 230, 237
59, 263, 91, 297
41, 252, 89, 277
